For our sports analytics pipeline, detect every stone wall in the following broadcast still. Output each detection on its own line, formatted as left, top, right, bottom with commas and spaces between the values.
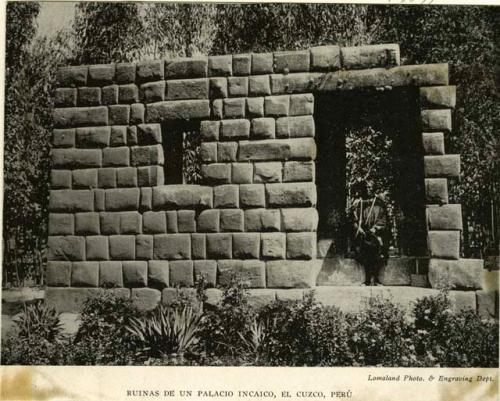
46, 44, 496, 317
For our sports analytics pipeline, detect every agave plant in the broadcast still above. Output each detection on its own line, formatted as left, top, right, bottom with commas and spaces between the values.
126, 305, 203, 359
14, 301, 63, 342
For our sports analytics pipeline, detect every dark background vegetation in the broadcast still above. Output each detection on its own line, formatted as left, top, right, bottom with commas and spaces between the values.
4, 2, 499, 286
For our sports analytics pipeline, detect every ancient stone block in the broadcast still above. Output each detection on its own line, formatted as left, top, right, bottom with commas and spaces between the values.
130, 103, 145, 124
231, 163, 253, 184
46, 261, 72, 287
425, 178, 448, 204
261, 233, 286, 259
311, 45, 341, 71
249, 75, 271, 96
74, 212, 100, 235
116, 167, 138, 187
276, 115, 315, 138
86, 236, 109, 261
197, 210, 220, 233
153, 185, 213, 210
108, 105, 130, 125
165, 57, 208, 79
238, 138, 316, 162
167, 78, 209, 100
169, 260, 194, 287
55, 88, 77, 107
162, 288, 199, 308
476, 290, 498, 319
424, 155, 460, 178
420, 86, 456, 109
51, 170, 72, 189
137, 60, 164, 83
266, 260, 318, 288
109, 235, 135, 260
220, 119, 250, 140
214, 185, 239, 208
131, 288, 161, 311
71, 262, 99, 287
177, 210, 196, 232
49, 214, 74, 236
143, 211, 166, 234
233, 54, 251, 76
46, 288, 129, 313
99, 261, 123, 287
240, 184, 266, 208
88, 64, 115, 85
283, 161, 315, 182
244, 209, 281, 232
212, 100, 222, 121
266, 183, 316, 207
288, 94, 313, 116
209, 55, 232, 76
102, 85, 119, 105
153, 234, 191, 260
232, 233, 260, 259
206, 234, 232, 259
315, 257, 365, 286
78, 87, 101, 106
187, 234, 204, 260
427, 231, 460, 259
200, 142, 217, 163
49, 190, 94, 212
105, 188, 140, 211
209, 77, 228, 98
223, 98, 246, 118
102, 147, 129, 167
202, 163, 231, 184
421, 109, 452, 132
422, 132, 445, 155
166, 211, 178, 233
254, 162, 282, 183
264, 96, 290, 116
136, 235, 153, 260
75, 126, 110, 148
141, 81, 165, 103
341, 44, 400, 69
217, 142, 238, 162
228, 77, 248, 97
194, 260, 216, 286
217, 260, 265, 288
140, 187, 153, 211
246, 97, 264, 117
274, 50, 310, 73
428, 258, 484, 290
57, 66, 88, 87
53, 128, 76, 148
286, 232, 316, 259
48, 236, 85, 261
109, 126, 127, 147
100, 213, 120, 235
137, 165, 163, 187
94, 189, 105, 211
123, 261, 148, 287
200, 121, 219, 142
52, 149, 102, 169
252, 53, 273, 74
54, 106, 109, 128
72, 169, 98, 190
98, 168, 116, 188
220, 209, 244, 232
251, 118, 275, 139
281, 208, 318, 232
270, 73, 323, 95
127, 126, 138, 145
378, 257, 414, 286
119, 211, 141, 234
148, 260, 169, 289
130, 144, 164, 166
426, 204, 462, 230
146, 100, 210, 121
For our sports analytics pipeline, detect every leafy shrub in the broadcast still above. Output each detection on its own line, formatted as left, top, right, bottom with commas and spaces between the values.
127, 305, 203, 360
14, 300, 63, 341
71, 291, 140, 365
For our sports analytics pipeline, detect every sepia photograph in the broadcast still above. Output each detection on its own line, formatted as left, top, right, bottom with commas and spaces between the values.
1, 1, 498, 397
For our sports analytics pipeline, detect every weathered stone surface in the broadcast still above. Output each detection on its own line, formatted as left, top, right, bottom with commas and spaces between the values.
200, 120, 220, 141
102, 85, 119, 105
217, 142, 238, 162
45, 288, 110, 313
428, 258, 484, 290
100, 213, 120, 235
286, 232, 316, 259
378, 257, 415, 286
161, 288, 199, 308
410, 274, 429, 288
105, 188, 140, 211
476, 290, 498, 319
166, 211, 178, 233
177, 210, 196, 232
52, 149, 102, 168
143, 211, 167, 234
206, 234, 232, 259
202, 163, 231, 184
130, 144, 163, 166
136, 123, 162, 145
137, 165, 162, 187
252, 53, 273, 74
153, 185, 213, 210
254, 162, 282, 183
86, 236, 109, 261
72, 168, 98, 189
139, 187, 153, 211
140, 81, 165, 103
276, 116, 315, 138
131, 288, 161, 311
122, 261, 148, 287
94, 189, 105, 211
244, 209, 281, 232
74, 212, 100, 235
197, 210, 220, 233
53, 128, 76, 148
55, 88, 77, 107
71, 262, 99, 287
57, 66, 88, 87
127, 126, 138, 145
425, 178, 448, 204
137, 60, 164, 83
194, 260, 216, 286
270, 73, 323, 95
166, 78, 209, 100
448, 290, 477, 313
131, 103, 145, 125
315, 257, 365, 286
191, 234, 206, 259
146, 100, 210, 121
266, 183, 316, 207
154, 234, 191, 260
341, 44, 400, 70
209, 55, 232, 76
274, 50, 310, 73
420, 86, 456, 109
422, 132, 445, 155
276, 289, 305, 301
261, 232, 286, 259
212, 98, 223, 119
421, 109, 452, 132
200, 142, 217, 163
281, 208, 318, 232
75, 126, 110, 148
119, 211, 142, 234
220, 119, 250, 140
99, 261, 123, 287
251, 118, 275, 139
51, 170, 72, 189
170, 261, 194, 287
427, 231, 460, 260
266, 260, 319, 288
233, 54, 251, 76
148, 260, 169, 289
316, 239, 336, 259
109, 126, 127, 147
223, 98, 246, 118
228, 77, 248, 97
46, 261, 72, 287
247, 289, 277, 308
49, 190, 94, 212
231, 163, 253, 184
165, 57, 208, 79
214, 185, 239, 208
118, 84, 139, 104
109, 235, 135, 260
48, 236, 85, 261
88, 64, 115, 85
311, 45, 341, 71
218, 260, 266, 288
264, 95, 290, 116
209, 77, 227, 98
289, 94, 314, 116
108, 105, 130, 125
283, 161, 315, 182
239, 138, 316, 162
136, 235, 153, 260
249, 75, 271, 96
424, 155, 460, 178
49, 213, 74, 236
240, 184, 266, 208
426, 204, 462, 230
116, 167, 137, 187
246, 97, 264, 117
232, 233, 260, 258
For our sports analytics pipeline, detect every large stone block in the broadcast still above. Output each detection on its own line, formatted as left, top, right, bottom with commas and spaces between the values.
166, 78, 209, 100
86, 236, 109, 261
102, 85, 119, 105
48, 236, 85, 261
130, 144, 164, 166
201, 142, 217, 163
131, 288, 161, 312
131, 103, 145, 125
311, 45, 341, 71
108, 105, 130, 125
427, 231, 460, 259
206, 234, 232, 259
52, 149, 102, 168
137, 123, 162, 145
75, 212, 100, 235
201, 164, 231, 184
422, 132, 445, 155
254, 162, 282, 183
53, 128, 76, 148
223, 98, 247, 118
240, 184, 266, 208
140, 81, 165, 103
55, 88, 77, 107
261, 233, 286, 259
154, 234, 191, 260
426, 204, 463, 230
197, 210, 220, 233
56, 66, 88, 87
232, 233, 260, 259
266, 183, 316, 207
228, 77, 248, 97
46, 261, 72, 287
214, 185, 239, 208
116, 167, 138, 187
49, 190, 94, 212
217, 142, 238, 162
99, 212, 120, 235
281, 208, 318, 232
109, 235, 135, 260
428, 258, 484, 290
109, 126, 127, 147
170, 261, 194, 287
341, 44, 400, 69
146, 100, 210, 121
231, 163, 253, 184
233, 54, 251, 76
218, 260, 266, 288
177, 210, 196, 233
165, 57, 208, 79
209, 55, 232, 77
123, 261, 148, 287
264, 95, 290, 117
102, 147, 129, 167
378, 257, 414, 286
246, 97, 264, 117
140, 187, 153, 211
238, 138, 316, 162
200, 120, 220, 141
71, 262, 99, 287
136, 235, 153, 260
143, 211, 167, 234
220, 119, 250, 140
88, 64, 115, 85
72, 169, 98, 189
49, 214, 74, 236
286, 232, 316, 259
99, 261, 123, 287
249, 75, 271, 96
283, 161, 315, 182
276, 116, 315, 138
45, 288, 105, 313
252, 53, 273, 74
424, 155, 460, 178
54, 107, 108, 128
209, 77, 228, 99
137, 60, 164, 83
266, 260, 319, 288
51, 170, 72, 189
289, 94, 314, 116
148, 260, 169, 289
270, 73, 323, 95
425, 178, 448, 204
244, 209, 281, 232
191, 234, 206, 259
251, 118, 275, 139
476, 290, 498, 319
105, 188, 140, 211
220, 209, 244, 232
274, 50, 310, 73
152, 185, 213, 210
420, 86, 456, 109
78, 87, 101, 106
421, 109, 452, 132
315, 257, 365, 286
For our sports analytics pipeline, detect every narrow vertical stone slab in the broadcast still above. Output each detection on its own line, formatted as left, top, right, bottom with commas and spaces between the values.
427, 231, 460, 260
425, 178, 448, 204
422, 132, 445, 155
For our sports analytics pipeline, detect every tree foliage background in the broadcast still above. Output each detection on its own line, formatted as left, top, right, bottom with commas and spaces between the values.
3, 2, 498, 285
